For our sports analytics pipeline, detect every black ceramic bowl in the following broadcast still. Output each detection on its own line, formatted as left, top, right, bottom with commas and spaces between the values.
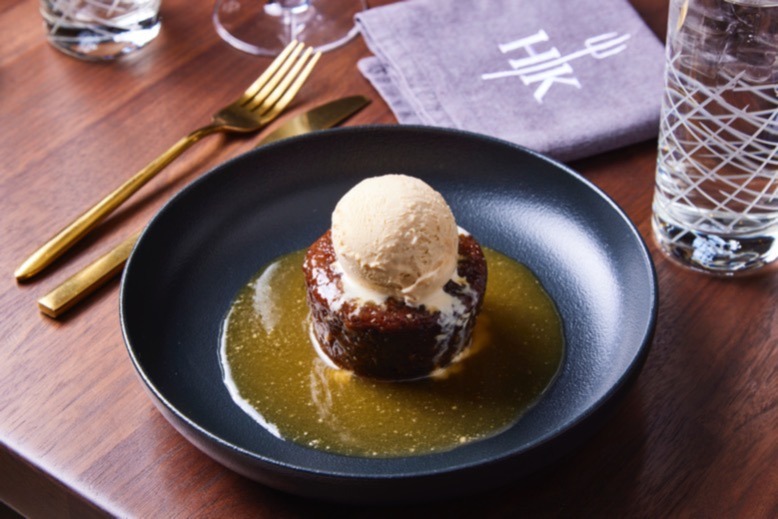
121, 126, 657, 504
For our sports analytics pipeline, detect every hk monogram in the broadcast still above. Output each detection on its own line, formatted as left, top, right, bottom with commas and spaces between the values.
481, 30, 631, 103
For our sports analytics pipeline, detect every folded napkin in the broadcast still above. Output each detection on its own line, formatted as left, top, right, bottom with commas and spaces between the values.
356, 0, 665, 161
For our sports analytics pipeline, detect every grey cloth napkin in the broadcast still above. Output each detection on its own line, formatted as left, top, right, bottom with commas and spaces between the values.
356, 0, 665, 161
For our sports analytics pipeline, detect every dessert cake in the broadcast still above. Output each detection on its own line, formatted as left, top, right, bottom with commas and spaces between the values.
302, 174, 487, 380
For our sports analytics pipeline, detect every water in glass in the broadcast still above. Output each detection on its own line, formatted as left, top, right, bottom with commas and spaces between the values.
653, 0, 778, 274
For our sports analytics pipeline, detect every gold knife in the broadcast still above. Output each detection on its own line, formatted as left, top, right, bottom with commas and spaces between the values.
37, 95, 370, 318
258, 95, 369, 145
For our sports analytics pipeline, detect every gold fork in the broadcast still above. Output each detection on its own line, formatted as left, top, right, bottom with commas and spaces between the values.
15, 41, 320, 282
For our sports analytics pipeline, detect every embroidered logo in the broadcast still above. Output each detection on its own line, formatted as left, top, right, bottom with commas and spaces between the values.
481, 30, 631, 103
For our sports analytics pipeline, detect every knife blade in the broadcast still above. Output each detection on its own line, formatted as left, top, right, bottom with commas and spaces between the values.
257, 95, 369, 146
38, 95, 371, 318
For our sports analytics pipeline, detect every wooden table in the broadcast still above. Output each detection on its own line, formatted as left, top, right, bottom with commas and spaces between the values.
2, 0, 776, 516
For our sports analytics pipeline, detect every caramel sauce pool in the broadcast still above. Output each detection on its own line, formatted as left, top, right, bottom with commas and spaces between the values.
220, 248, 564, 457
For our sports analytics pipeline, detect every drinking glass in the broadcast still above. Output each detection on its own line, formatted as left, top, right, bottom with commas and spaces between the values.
652, 0, 778, 275
40, 0, 161, 60
213, 0, 366, 56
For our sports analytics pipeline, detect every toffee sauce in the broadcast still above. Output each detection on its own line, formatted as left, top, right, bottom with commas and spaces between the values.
220, 248, 564, 457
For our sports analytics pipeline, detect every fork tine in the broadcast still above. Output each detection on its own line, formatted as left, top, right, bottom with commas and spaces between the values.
257, 51, 322, 123
244, 46, 312, 113
242, 44, 307, 109
246, 47, 315, 113
237, 40, 303, 105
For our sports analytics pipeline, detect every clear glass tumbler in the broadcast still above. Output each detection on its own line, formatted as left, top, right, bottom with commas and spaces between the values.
652, 0, 778, 275
40, 0, 161, 60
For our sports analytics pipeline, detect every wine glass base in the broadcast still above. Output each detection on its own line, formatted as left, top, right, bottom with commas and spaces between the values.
214, 0, 366, 56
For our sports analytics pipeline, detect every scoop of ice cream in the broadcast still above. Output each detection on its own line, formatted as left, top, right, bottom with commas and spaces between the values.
331, 174, 459, 304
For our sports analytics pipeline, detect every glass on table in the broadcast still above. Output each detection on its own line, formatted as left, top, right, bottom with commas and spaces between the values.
213, 0, 366, 56
652, 0, 778, 275
39, 0, 161, 60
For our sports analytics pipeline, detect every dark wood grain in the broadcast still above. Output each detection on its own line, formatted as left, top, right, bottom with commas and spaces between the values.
1, 0, 776, 517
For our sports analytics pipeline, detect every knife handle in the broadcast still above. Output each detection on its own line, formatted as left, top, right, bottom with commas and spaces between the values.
37, 231, 139, 318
